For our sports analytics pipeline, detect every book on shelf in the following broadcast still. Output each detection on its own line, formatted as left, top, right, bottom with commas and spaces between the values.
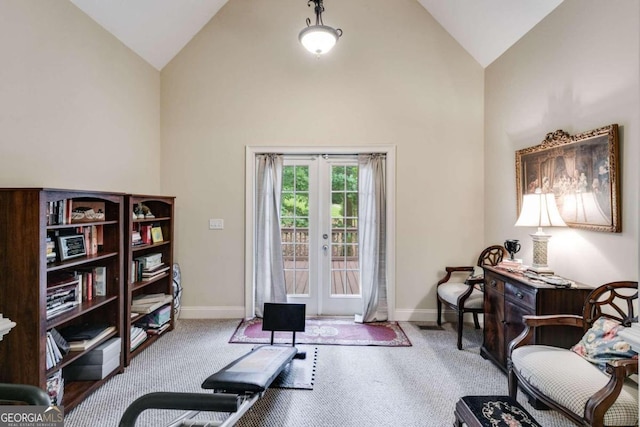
136, 304, 171, 329
141, 264, 170, 281
78, 225, 101, 256
130, 326, 148, 351
136, 253, 163, 270
46, 236, 57, 264
93, 266, 106, 296
46, 331, 64, 369
132, 231, 143, 246
151, 226, 163, 243
72, 266, 107, 301
139, 225, 152, 244
49, 327, 70, 355
46, 370, 64, 407
146, 322, 170, 336
131, 293, 173, 314
60, 323, 116, 351
46, 279, 81, 320
131, 254, 164, 283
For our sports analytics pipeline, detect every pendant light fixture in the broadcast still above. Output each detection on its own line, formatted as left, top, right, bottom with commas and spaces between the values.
299, 0, 342, 56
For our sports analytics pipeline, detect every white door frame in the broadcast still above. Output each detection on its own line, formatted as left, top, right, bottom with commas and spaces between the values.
244, 145, 396, 320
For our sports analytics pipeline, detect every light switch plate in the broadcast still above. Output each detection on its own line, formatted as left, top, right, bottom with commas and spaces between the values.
209, 218, 224, 230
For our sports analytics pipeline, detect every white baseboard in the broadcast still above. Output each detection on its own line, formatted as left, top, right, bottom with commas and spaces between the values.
178, 306, 245, 319
179, 306, 483, 326
389, 309, 485, 326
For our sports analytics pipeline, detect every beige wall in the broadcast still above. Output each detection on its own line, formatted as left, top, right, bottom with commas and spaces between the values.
0, 1, 161, 193
8, 0, 632, 321
485, 0, 639, 285
161, 0, 485, 319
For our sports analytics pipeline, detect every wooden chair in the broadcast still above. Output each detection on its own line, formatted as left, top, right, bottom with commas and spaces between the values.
436, 245, 507, 350
508, 281, 638, 427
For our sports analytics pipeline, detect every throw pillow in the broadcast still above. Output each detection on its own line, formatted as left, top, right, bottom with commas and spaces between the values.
571, 317, 637, 369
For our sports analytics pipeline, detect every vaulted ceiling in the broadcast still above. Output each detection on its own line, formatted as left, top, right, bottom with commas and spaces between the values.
69, 0, 563, 70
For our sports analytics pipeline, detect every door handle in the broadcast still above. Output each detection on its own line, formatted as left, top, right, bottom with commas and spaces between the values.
322, 244, 329, 253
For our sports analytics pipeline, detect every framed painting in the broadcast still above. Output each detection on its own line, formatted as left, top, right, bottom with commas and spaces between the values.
515, 124, 620, 232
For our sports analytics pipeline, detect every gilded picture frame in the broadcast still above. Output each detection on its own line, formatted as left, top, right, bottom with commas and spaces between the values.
515, 124, 620, 233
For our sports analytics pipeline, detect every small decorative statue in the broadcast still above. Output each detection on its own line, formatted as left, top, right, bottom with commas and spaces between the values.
133, 203, 155, 219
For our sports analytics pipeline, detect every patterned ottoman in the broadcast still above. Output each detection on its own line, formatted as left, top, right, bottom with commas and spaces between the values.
454, 395, 541, 427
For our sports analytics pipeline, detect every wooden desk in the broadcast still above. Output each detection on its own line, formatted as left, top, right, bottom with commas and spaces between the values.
481, 266, 592, 371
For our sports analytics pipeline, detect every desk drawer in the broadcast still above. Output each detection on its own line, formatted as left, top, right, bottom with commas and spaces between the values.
485, 273, 505, 294
505, 282, 536, 309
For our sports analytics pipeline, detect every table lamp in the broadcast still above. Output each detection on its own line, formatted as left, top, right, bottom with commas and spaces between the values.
515, 188, 566, 274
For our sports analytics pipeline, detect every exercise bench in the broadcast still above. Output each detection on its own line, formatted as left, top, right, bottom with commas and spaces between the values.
119, 303, 306, 427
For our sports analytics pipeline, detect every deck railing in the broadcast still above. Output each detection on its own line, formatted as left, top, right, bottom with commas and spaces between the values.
281, 227, 359, 259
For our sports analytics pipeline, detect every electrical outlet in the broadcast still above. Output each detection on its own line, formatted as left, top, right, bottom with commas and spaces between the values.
209, 218, 224, 230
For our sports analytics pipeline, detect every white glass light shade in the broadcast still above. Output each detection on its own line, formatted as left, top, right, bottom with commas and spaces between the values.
515, 190, 566, 228
299, 25, 340, 55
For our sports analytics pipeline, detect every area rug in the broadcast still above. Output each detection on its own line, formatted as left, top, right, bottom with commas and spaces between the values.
229, 317, 411, 347
272, 346, 317, 390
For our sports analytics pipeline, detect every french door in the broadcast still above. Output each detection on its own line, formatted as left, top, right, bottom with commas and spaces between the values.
281, 155, 361, 316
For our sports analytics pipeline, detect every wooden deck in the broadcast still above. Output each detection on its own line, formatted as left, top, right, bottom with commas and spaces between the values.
284, 259, 359, 296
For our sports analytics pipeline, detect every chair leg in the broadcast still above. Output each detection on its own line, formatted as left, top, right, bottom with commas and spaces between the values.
437, 299, 442, 326
457, 310, 464, 350
508, 366, 518, 399
472, 312, 480, 329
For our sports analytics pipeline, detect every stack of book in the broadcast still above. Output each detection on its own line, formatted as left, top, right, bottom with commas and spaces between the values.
131, 293, 173, 315
136, 304, 171, 336
141, 264, 171, 282
497, 259, 527, 272
131, 253, 165, 283
46, 371, 63, 406
64, 337, 121, 381
132, 231, 143, 246
46, 236, 57, 264
130, 326, 147, 351
59, 323, 116, 352
46, 273, 82, 320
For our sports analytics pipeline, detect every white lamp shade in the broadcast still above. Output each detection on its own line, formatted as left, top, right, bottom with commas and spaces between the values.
515, 190, 567, 228
299, 25, 339, 55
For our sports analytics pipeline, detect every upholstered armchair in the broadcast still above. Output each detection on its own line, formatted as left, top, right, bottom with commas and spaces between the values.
508, 281, 638, 427
436, 245, 507, 350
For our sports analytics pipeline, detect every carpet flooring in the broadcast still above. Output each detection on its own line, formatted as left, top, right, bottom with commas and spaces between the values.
230, 317, 412, 347
64, 319, 571, 427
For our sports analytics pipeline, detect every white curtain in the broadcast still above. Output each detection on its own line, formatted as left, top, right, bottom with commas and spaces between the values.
254, 154, 287, 317
355, 154, 387, 323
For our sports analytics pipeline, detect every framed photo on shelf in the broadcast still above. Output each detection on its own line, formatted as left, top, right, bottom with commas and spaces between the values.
58, 235, 87, 261
151, 226, 164, 244
515, 124, 620, 233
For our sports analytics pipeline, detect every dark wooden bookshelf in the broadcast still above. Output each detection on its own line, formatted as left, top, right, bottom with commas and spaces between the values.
124, 194, 175, 366
0, 188, 125, 412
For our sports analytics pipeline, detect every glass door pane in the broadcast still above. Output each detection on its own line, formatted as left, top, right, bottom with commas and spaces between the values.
281, 165, 310, 296
330, 165, 360, 296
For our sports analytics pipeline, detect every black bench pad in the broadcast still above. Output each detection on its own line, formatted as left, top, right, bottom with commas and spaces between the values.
455, 395, 541, 427
202, 345, 298, 394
